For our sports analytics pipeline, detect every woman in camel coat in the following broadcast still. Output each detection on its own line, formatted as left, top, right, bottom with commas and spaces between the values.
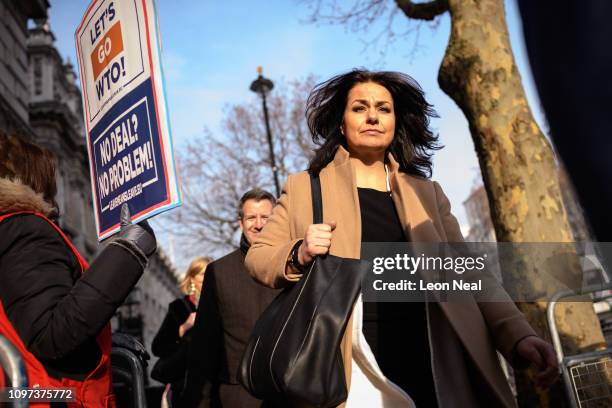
245, 70, 558, 407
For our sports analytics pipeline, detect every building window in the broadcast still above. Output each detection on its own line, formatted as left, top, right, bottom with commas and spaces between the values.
53, 80, 60, 101
34, 57, 42, 95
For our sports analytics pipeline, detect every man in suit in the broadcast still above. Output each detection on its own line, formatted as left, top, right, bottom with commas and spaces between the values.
181, 188, 280, 408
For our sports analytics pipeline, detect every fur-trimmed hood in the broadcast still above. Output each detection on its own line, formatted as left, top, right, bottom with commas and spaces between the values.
0, 177, 55, 216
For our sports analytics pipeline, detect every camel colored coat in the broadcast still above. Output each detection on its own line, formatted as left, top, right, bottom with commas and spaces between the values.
245, 147, 535, 408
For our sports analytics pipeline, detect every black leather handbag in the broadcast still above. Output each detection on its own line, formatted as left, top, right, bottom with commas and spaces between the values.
238, 172, 371, 408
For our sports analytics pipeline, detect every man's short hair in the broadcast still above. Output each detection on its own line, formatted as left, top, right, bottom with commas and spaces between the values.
238, 188, 276, 219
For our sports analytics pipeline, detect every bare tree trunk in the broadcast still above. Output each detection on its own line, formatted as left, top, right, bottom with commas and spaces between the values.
435, 0, 605, 405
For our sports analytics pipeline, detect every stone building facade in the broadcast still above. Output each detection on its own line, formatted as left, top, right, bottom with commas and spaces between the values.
463, 185, 497, 242
27, 20, 99, 256
0, 1, 45, 140
0, 0, 181, 383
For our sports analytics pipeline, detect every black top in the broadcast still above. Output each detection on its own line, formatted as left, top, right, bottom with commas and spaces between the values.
358, 188, 438, 407
151, 295, 196, 406
152, 296, 196, 359
0, 214, 144, 381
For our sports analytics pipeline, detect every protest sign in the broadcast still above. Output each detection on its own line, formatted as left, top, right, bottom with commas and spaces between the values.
75, 0, 181, 240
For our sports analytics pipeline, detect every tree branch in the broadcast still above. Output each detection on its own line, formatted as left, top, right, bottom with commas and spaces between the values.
394, 0, 448, 21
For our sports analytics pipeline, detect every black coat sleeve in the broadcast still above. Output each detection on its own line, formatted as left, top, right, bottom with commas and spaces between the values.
0, 215, 145, 361
152, 299, 189, 358
180, 264, 224, 406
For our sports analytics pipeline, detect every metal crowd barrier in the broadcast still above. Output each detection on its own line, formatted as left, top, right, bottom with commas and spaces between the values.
0, 335, 28, 408
1, 332, 155, 408
111, 333, 150, 408
548, 285, 612, 407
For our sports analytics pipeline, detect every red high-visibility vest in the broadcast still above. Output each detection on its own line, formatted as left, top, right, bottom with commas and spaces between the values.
0, 211, 115, 407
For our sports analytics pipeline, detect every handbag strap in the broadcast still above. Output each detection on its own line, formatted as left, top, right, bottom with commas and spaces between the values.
309, 172, 323, 224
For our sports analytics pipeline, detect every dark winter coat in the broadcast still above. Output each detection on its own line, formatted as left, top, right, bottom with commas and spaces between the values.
152, 296, 196, 358
0, 177, 146, 380
151, 296, 196, 404
181, 237, 280, 408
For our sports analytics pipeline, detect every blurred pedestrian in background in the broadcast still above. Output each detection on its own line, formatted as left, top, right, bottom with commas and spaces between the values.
152, 256, 212, 407
245, 70, 558, 407
182, 188, 280, 408
0, 131, 156, 407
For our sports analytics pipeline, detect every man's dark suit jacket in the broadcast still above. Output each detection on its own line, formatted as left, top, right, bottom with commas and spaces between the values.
182, 239, 279, 408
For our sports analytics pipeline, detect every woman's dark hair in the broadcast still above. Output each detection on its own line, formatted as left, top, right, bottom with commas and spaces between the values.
306, 69, 441, 177
0, 131, 57, 204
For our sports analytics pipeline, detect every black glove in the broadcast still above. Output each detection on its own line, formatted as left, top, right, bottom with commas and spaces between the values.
110, 204, 157, 267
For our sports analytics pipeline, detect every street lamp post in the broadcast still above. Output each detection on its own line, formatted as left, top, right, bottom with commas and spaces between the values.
250, 66, 281, 197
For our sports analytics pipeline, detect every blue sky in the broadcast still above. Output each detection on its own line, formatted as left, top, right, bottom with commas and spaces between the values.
49, 0, 545, 262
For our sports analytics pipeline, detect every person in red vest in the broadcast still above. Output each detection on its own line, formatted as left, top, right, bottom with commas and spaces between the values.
0, 131, 156, 407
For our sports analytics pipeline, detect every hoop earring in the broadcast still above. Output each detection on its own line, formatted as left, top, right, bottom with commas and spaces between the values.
189, 281, 196, 296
